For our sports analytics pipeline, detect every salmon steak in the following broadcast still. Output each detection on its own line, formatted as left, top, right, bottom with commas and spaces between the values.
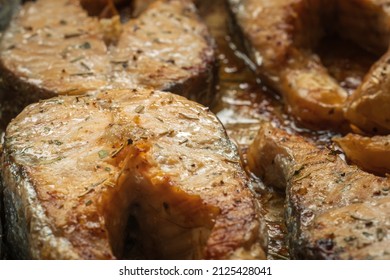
0, 88, 266, 260
228, 0, 390, 130
0, 0, 216, 106
248, 123, 390, 259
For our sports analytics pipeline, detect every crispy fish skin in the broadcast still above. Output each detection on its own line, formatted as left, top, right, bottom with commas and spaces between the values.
248, 123, 390, 259
0, 0, 216, 107
1, 88, 265, 260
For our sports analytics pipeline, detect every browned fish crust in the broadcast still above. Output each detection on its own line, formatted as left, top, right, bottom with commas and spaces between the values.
248, 123, 390, 259
0, 0, 217, 108
1, 88, 266, 260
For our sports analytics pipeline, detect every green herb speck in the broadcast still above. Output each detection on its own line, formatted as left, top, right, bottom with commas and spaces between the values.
79, 42, 91, 49
134, 105, 145, 114
98, 150, 109, 159
49, 140, 63, 146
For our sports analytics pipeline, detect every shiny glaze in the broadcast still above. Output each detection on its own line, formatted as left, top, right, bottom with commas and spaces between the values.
334, 134, 390, 176
201, 0, 376, 259
248, 123, 390, 259
227, 0, 390, 131
340, 0, 390, 134
346, 50, 390, 134
1, 88, 266, 259
228, 0, 348, 128
0, 0, 215, 105
0, 0, 385, 260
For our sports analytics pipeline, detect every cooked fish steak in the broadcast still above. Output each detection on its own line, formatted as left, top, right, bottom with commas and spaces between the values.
1, 88, 265, 259
0, 0, 216, 106
338, 1, 390, 134
228, 0, 390, 130
227, 0, 347, 127
248, 123, 390, 259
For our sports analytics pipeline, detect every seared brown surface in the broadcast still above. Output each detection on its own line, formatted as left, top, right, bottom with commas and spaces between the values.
1, 88, 265, 260
201, 0, 378, 260
346, 50, 390, 134
248, 123, 390, 259
0, 0, 216, 108
339, 1, 390, 133
1, 0, 387, 261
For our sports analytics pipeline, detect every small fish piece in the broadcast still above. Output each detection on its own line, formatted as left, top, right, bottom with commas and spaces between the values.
334, 133, 390, 176
345, 50, 390, 134
228, 0, 390, 131
228, 0, 347, 128
248, 123, 390, 259
337, 0, 390, 134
